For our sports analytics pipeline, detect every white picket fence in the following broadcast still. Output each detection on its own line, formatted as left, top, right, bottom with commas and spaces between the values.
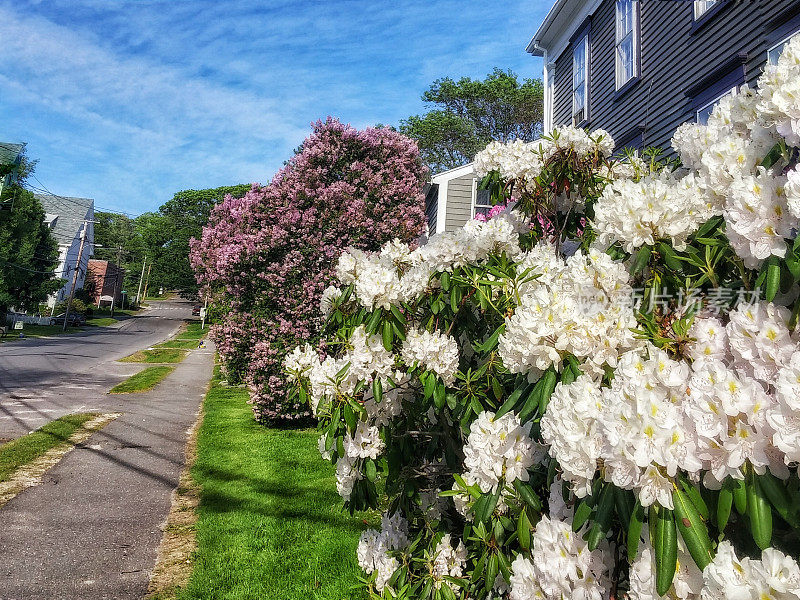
4, 313, 53, 326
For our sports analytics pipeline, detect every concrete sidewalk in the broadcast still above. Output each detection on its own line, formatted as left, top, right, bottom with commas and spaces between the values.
0, 342, 215, 600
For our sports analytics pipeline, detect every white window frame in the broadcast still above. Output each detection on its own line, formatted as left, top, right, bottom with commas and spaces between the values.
768, 31, 799, 65
615, 0, 639, 90
572, 34, 589, 125
696, 86, 737, 125
693, 0, 717, 20
471, 179, 493, 219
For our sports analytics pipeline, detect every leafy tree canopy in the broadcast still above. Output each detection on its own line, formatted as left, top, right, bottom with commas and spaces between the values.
136, 184, 251, 297
400, 68, 544, 173
0, 185, 61, 314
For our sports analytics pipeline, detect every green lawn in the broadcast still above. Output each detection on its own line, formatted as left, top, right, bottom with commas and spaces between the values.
0, 324, 82, 342
0, 414, 99, 482
110, 366, 175, 393
176, 322, 207, 341
156, 340, 200, 350
86, 317, 117, 327
120, 348, 188, 364
177, 373, 370, 600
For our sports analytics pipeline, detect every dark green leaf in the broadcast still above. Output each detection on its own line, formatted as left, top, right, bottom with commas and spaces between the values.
654, 507, 678, 597
673, 489, 714, 570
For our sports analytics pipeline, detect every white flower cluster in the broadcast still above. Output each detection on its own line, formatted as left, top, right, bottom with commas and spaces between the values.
509, 513, 612, 600
500, 242, 640, 380
344, 422, 384, 460
758, 33, 800, 146
290, 325, 396, 415
335, 214, 525, 311
357, 512, 410, 592
593, 170, 722, 253
702, 541, 800, 600
319, 284, 341, 319
430, 534, 467, 588
400, 328, 459, 385
786, 167, 800, 220
461, 411, 542, 494
474, 126, 614, 186
542, 301, 800, 508
663, 37, 800, 267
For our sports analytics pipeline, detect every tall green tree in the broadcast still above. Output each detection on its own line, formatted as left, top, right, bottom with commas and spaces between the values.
0, 185, 61, 315
400, 68, 544, 173
136, 184, 250, 297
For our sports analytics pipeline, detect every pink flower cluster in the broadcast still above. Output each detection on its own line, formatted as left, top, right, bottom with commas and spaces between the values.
190, 117, 427, 423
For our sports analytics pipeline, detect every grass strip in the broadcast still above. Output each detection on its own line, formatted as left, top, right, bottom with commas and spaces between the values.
0, 413, 97, 482
0, 413, 119, 508
86, 317, 117, 327
155, 340, 200, 350
174, 370, 371, 600
120, 348, 188, 364
110, 366, 175, 393
0, 324, 81, 342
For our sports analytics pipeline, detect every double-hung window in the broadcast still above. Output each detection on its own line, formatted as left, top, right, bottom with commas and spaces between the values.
572, 34, 589, 125
693, 0, 717, 20
472, 182, 493, 219
615, 0, 638, 89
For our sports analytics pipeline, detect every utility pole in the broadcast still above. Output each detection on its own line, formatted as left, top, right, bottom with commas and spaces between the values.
142, 264, 152, 302
135, 257, 146, 306
62, 222, 88, 332
109, 245, 123, 318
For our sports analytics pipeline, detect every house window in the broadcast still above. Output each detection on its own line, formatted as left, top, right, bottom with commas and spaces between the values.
768, 31, 799, 65
694, 0, 717, 20
572, 34, 589, 125
696, 86, 737, 125
615, 0, 638, 89
472, 183, 493, 219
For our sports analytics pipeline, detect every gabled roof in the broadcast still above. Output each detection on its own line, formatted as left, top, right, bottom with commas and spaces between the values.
34, 193, 94, 245
430, 162, 476, 184
526, 0, 603, 61
0, 142, 24, 166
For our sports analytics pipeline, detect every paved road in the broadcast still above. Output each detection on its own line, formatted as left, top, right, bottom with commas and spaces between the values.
0, 299, 192, 441
0, 298, 215, 599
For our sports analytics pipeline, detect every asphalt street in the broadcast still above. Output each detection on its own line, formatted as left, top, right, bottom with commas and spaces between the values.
0, 299, 190, 441
0, 298, 215, 599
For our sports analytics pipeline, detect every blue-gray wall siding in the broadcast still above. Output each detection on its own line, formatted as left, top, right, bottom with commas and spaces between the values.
552, 0, 800, 153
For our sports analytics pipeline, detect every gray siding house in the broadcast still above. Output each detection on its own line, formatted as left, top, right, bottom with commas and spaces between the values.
528, 0, 800, 152
425, 164, 495, 236
35, 194, 95, 307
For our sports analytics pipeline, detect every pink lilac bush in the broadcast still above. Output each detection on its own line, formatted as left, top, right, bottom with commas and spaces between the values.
190, 117, 427, 423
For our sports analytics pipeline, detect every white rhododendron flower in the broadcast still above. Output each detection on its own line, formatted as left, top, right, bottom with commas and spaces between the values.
593, 170, 722, 253
430, 534, 467, 587
500, 244, 639, 380
726, 301, 798, 384
541, 375, 604, 498
701, 542, 800, 600
356, 512, 410, 592
344, 422, 384, 460
786, 166, 800, 219
509, 513, 612, 600
319, 285, 341, 318
400, 328, 459, 384
462, 411, 542, 494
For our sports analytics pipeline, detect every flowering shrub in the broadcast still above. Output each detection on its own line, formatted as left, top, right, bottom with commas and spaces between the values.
190, 117, 427, 422
287, 38, 800, 600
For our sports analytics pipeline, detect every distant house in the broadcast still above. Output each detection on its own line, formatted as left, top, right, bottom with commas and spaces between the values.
527, 0, 800, 152
35, 194, 95, 307
86, 260, 125, 306
424, 164, 494, 236
0, 142, 24, 194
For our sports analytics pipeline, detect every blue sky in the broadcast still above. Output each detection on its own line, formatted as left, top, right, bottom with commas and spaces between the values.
0, 0, 548, 215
